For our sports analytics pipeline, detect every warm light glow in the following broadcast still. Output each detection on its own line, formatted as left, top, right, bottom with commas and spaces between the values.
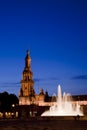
12, 104, 15, 107
0, 112, 3, 118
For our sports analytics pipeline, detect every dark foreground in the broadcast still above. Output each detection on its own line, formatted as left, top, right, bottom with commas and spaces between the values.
0, 118, 87, 130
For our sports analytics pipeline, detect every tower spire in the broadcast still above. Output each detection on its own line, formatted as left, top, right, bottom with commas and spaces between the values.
19, 50, 35, 105
25, 49, 31, 68
27, 49, 30, 55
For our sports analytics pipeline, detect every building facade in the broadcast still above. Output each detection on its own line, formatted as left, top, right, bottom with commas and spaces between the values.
19, 50, 49, 106
18, 51, 87, 117
19, 51, 87, 108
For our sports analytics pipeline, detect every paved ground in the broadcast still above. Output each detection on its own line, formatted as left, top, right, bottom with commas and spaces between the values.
0, 119, 87, 130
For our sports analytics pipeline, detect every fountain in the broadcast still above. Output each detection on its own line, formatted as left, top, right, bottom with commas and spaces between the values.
41, 85, 83, 116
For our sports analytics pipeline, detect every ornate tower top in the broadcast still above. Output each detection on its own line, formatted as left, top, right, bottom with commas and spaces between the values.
25, 50, 31, 68
27, 50, 30, 55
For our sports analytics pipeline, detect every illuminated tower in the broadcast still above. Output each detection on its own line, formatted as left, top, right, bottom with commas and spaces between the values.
19, 50, 35, 105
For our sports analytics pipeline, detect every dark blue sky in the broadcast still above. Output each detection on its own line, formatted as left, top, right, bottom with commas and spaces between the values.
0, 0, 87, 96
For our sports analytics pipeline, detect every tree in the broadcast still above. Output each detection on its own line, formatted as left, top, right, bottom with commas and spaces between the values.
0, 91, 19, 112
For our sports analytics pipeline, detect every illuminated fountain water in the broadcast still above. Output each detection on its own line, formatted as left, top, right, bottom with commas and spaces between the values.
41, 85, 83, 116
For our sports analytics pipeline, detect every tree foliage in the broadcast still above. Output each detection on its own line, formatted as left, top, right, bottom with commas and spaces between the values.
0, 91, 19, 111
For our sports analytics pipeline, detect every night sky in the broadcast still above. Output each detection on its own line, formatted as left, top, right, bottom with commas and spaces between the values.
0, 0, 87, 96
